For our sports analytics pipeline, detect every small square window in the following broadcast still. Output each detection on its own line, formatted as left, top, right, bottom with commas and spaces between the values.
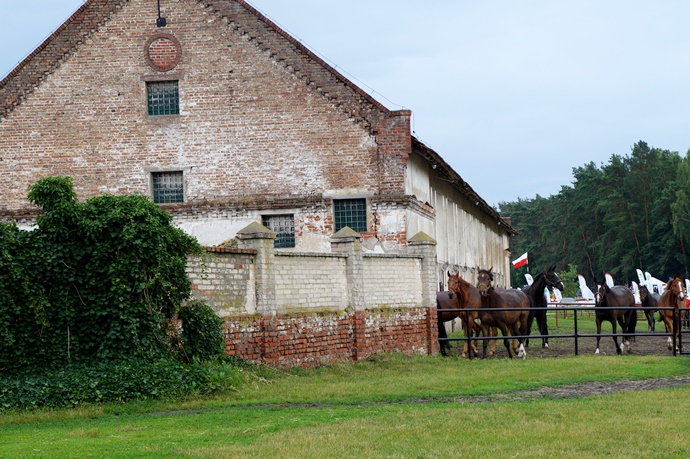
152, 171, 184, 204
262, 214, 295, 248
147, 80, 179, 116
334, 198, 367, 233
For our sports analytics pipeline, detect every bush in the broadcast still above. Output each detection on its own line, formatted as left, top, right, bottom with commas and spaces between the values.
0, 358, 222, 410
0, 177, 204, 371
177, 300, 225, 363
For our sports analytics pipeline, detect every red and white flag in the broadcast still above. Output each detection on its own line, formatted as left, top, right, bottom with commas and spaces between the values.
512, 252, 528, 269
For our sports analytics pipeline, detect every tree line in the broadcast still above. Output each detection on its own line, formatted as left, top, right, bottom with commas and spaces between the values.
499, 140, 690, 289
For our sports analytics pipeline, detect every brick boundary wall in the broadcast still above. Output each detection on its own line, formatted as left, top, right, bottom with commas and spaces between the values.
221, 307, 438, 368
187, 223, 440, 367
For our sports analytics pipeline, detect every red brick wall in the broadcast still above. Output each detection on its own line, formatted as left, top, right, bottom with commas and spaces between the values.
223, 307, 438, 368
1, 0, 408, 216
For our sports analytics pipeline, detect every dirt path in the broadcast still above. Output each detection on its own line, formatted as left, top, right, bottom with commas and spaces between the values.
448, 376, 690, 404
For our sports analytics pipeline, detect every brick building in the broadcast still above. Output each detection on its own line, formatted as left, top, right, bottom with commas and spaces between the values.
0, 0, 516, 288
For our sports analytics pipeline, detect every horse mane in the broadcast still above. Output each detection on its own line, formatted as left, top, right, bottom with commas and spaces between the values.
664, 276, 684, 299
456, 275, 473, 289
532, 272, 545, 284
664, 278, 675, 292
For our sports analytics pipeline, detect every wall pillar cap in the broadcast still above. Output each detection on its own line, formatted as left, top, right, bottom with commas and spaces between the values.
331, 226, 362, 242
236, 221, 276, 240
407, 231, 437, 246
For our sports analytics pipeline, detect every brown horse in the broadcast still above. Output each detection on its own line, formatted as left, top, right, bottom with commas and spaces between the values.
638, 284, 659, 332
658, 275, 686, 352
593, 279, 636, 355
475, 267, 530, 359
436, 290, 471, 357
445, 273, 497, 357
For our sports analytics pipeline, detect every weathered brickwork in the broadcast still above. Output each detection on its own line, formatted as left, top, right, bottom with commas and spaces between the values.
362, 255, 423, 309
359, 308, 430, 357
0, 0, 412, 251
274, 252, 349, 312
221, 308, 434, 368
0, 0, 516, 365
186, 224, 439, 367
186, 247, 256, 316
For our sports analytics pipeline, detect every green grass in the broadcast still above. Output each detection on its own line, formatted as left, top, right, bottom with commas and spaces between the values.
2, 354, 690, 458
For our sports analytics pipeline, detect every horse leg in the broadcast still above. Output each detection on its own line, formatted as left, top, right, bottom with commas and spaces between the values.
489, 326, 497, 356
469, 319, 481, 356
611, 320, 623, 355
496, 323, 513, 359
460, 312, 470, 358
437, 315, 450, 357
662, 314, 674, 351
645, 310, 654, 332
481, 323, 490, 359
525, 308, 537, 348
677, 310, 685, 352
626, 308, 637, 347
594, 317, 603, 355
509, 322, 527, 359
538, 310, 549, 348
617, 314, 630, 352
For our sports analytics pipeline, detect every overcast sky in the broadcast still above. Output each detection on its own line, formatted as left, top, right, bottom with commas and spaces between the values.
2, 1, 690, 208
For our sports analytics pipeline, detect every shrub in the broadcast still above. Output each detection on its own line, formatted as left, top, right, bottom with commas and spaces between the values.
177, 300, 225, 363
0, 358, 220, 410
0, 176, 205, 371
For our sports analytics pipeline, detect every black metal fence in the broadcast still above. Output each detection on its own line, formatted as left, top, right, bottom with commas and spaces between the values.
439, 304, 690, 358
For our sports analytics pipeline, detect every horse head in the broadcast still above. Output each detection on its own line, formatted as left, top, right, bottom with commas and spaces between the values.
594, 278, 609, 305
639, 284, 649, 301
544, 265, 564, 291
448, 271, 471, 305
476, 267, 494, 297
667, 275, 685, 302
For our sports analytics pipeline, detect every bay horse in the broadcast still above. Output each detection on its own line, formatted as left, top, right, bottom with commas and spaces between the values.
444, 272, 498, 357
638, 284, 659, 332
523, 266, 564, 348
593, 279, 637, 355
658, 275, 686, 352
476, 267, 530, 359
436, 288, 473, 357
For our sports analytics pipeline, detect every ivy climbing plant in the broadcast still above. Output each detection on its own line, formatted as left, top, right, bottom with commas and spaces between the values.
0, 176, 206, 371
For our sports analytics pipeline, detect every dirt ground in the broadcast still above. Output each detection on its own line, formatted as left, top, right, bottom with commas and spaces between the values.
439, 316, 690, 401
446, 376, 690, 403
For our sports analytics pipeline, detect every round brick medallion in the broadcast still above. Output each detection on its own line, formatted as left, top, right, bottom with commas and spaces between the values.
145, 33, 181, 72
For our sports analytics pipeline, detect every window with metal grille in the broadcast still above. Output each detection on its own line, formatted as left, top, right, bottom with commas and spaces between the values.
262, 214, 295, 248
152, 171, 184, 204
147, 80, 179, 116
334, 198, 367, 233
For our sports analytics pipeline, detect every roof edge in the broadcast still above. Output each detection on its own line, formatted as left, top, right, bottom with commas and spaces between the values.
235, 0, 392, 116
412, 136, 517, 235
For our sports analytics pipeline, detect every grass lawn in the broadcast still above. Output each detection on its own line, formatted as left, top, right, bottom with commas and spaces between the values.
2, 353, 690, 458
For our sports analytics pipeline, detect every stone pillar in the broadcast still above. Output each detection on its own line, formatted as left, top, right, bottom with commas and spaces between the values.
407, 231, 438, 309
408, 231, 439, 355
331, 227, 367, 361
330, 226, 365, 312
236, 222, 278, 315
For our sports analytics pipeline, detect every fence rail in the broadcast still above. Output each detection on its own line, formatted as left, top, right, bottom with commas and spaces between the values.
439, 304, 688, 358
